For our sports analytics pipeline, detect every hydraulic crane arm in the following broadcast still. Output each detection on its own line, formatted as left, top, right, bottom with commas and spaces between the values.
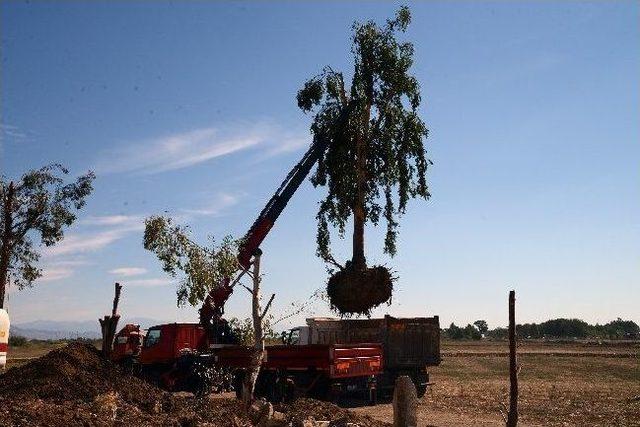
236, 136, 328, 269
199, 103, 354, 326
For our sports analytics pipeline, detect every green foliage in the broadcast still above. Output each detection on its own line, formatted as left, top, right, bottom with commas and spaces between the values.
227, 316, 278, 346
444, 322, 482, 340
473, 320, 489, 335
143, 216, 239, 307
482, 318, 640, 340
9, 335, 28, 347
0, 164, 95, 297
298, 6, 431, 264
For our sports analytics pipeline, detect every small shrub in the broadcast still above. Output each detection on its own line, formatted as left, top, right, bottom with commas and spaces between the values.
9, 335, 28, 347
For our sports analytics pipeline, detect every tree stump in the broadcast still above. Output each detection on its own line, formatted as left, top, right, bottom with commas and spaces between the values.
393, 375, 418, 427
99, 283, 122, 358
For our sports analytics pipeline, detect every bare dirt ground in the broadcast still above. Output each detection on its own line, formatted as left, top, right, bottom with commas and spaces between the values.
352, 340, 640, 426
3, 339, 639, 426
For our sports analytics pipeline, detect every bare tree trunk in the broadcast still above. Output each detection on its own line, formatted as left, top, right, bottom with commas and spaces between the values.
242, 252, 265, 406
0, 182, 15, 310
99, 283, 122, 359
351, 105, 370, 271
507, 290, 518, 427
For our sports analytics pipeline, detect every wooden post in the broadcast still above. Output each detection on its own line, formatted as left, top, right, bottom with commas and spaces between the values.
99, 283, 122, 358
393, 375, 418, 427
507, 290, 518, 427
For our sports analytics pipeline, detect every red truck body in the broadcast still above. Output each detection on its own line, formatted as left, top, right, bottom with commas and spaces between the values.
112, 322, 383, 402
138, 323, 208, 365
211, 343, 382, 379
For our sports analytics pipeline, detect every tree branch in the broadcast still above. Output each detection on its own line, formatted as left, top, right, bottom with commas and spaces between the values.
260, 293, 275, 321
323, 253, 344, 270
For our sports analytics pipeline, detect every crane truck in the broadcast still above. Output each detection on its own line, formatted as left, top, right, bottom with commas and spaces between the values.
111, 105, 440, 402
113, 105, 384, 402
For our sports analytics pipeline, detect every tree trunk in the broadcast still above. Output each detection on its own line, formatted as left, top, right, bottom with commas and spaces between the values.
99, 283, 122, 359
242, 252, 265, 406
0, 182, 15, 310
507, 290, 518, 427
351, 102, 371, 271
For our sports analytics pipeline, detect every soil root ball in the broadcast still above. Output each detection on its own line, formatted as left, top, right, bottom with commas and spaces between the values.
327, 265, 394, 316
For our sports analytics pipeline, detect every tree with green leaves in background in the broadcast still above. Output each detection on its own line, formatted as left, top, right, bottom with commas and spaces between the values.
143, 216, 239, 308
0, 164, 95, 308
297, 6, 431, 315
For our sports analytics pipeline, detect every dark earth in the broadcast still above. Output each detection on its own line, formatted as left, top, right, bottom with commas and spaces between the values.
0, 343, 388, 427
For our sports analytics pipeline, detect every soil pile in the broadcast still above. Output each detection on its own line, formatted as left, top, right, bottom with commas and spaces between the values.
327, 265, 394, 316
0, 343, 389, 427
277, 398, 384, 427
0, 342, 162, 408
0, 343, 253, 426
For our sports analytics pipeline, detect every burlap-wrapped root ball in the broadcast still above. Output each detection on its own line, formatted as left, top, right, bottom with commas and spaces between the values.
327, 265, 394, 316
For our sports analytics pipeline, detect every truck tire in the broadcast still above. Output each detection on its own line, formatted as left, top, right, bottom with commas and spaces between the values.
233, 370, 245, 399
119, 356, 136, 375
190, 361, 214, 398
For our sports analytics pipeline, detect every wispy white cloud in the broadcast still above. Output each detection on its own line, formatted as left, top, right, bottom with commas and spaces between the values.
180, 192, 240, 217
125, 278, 173, 287
0, 123, 28, 141
39, 267, 74, 282
109, 267, 147, 277
82, 215, 143, 226
94, 123, 309, 175
45, 221, 143, 257
95, 127, 262, 175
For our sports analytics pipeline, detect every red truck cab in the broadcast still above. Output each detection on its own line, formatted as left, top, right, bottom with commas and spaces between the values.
139, 323, 208, 365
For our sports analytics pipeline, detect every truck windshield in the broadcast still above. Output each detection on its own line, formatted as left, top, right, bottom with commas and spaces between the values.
144, 329, 161, 347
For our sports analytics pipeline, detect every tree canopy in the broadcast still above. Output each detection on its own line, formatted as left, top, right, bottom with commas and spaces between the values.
0, 164, 95, 308
143, 215, 239, 307
297, 6, 431, 269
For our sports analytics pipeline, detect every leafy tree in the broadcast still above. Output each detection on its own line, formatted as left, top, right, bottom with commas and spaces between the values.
464, 324, 482, 340
227, 316, 278, 345
143, 216, 239, 307
0, 164, 95, 308
144, 216, 276, 403
474, 319, 489, 335
487, 318, 640, 340
445, 322, 483, 340
297, 6, 430, 271
445, 323, 465, 340
487, 327, 508, 340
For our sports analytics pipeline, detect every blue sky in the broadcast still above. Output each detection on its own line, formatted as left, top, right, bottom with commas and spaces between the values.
1, 1, 638, 329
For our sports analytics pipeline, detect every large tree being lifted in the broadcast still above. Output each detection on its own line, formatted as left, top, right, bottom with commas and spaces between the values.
297, 7, 431, 316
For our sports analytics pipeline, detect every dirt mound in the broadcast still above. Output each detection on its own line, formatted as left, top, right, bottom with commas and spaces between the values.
0, 343, 253, 426
0, 342, 163, 409
327, 265, 394, 316
0, 343, 388, 427
277, 398, 385, 427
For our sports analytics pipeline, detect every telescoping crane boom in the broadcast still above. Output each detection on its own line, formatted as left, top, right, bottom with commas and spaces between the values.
199, 104, 354, 326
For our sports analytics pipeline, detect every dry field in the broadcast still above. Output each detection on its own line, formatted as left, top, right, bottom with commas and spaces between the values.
353, 339, 640, 426
4, 339, 639, 426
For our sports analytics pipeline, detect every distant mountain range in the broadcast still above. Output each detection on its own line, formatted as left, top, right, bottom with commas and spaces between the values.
11, 318, 168, 340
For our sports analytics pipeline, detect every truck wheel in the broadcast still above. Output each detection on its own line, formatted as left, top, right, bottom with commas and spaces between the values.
190, 361, 214, 398
233, 371, 245, 399
120, 357, 135, 375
